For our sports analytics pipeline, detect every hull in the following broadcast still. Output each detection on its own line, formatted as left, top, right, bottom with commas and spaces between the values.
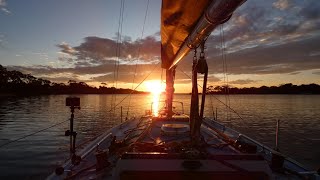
47, 115, 319, 180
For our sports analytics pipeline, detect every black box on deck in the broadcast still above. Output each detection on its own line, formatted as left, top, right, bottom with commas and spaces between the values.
66, 97, 80, 107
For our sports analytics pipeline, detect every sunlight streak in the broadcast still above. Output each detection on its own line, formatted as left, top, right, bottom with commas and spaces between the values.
145, 80, 164, 116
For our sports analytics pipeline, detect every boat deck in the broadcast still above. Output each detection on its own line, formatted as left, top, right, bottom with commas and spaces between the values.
47, 115, 319, 180
136, 116, 237, 155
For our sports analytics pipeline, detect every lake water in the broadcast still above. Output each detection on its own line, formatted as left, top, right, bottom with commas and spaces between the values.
0, 94, 319, 179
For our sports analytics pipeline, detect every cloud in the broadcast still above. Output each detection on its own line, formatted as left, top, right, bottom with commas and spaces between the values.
7, 0, 320, 88
0, 0, 5, 6
154, 31, 160, 37
203, 0, 320, 75
41, 75, 81, 83
57, 42, 77, 56
288, 72, 300, 75
312, 71, 320, 75
173, 79, 191, 84
30, 52, 49, 60
206, 36, 320, 75
173, 68, 221, 84
299, 1, 320, 20
208, 74, 221, 82
208, 0, 320, 55
273, 0, 290, 10
57, 35, 161, 67
229, 79, 257, 85
0, 0, 11, 14
7, 63, 163, 84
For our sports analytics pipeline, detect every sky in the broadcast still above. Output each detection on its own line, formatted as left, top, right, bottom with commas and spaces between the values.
0, 0, 320, 93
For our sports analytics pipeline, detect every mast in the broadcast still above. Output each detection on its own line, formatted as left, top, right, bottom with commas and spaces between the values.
165, 68, 175, 118
161, 0, 246, 123
190, 49, 200, 139
190, 41, 208, 140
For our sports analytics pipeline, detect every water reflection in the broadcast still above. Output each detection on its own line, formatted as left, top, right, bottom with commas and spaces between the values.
151, 93, 160, 116
145, 80, 165, 116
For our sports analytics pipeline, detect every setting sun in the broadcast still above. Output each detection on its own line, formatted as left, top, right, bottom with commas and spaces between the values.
144, 80, 165, 95
145, 80, 164, 116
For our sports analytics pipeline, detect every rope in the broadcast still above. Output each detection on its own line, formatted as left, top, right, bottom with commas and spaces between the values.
0, 119, 69, 149
177, 67, 246, 124
220, 24, 231, 123
111, 0, 126, 117
209, 91, 215, 118
126, 0, 150, 119
115, 0, 126, 91
181, 67, 252, 130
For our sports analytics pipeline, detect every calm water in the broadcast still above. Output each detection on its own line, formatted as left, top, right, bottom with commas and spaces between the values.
0, 94, 319, 179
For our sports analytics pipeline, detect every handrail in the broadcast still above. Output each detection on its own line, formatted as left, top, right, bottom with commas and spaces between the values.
203, 118, 311, 173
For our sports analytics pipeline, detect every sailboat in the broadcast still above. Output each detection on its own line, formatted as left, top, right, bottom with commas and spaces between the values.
48, 0, 319, 179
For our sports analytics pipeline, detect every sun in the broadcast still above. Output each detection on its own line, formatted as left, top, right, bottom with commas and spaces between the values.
145, 80, 164, 116
144, 80, 164, 95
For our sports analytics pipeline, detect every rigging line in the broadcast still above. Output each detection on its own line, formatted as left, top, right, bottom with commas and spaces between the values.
111, 0, 122, 113
209, 89, 215, 118
208, 94, 259, 138
222, 24, 231, 120
111, 0, 125, 115
112, 0, 123, 92
109, 62, 160, 113
115, 0, 125, 90
176, 67, 246, 123
220, 24, 230, 122
0, 119, 69, 149
126, 0, 150, 119
220, 25, 227, 121
222, 26, 231, 121
115, 0, 126, 114
178, 66, 250, 129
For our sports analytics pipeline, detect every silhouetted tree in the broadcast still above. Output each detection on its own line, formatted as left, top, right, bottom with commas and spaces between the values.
1, 64, 319, 95
207, 83, 320, 94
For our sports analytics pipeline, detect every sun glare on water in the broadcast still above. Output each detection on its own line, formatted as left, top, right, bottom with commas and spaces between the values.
145, 80, 164, 116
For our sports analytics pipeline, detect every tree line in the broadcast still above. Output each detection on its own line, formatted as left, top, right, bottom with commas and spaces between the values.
1, 64, 320, 95
0, 65, 145, 95
207, 83, 320, 94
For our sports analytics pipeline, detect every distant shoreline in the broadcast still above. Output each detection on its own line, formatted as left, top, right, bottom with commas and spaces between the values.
1, 93, 319, 97
1, 64, 320, 95
0, 92, 150, 96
